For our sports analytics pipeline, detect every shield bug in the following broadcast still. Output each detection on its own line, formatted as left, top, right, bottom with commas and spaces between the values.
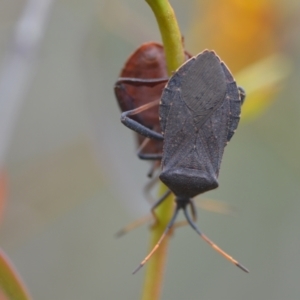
120, 50, 248, 273
115, 42, 191, 177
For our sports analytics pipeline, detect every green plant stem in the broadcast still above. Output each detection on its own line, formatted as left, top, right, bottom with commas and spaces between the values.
146, 0, 185, 74
141, 186, 173, 300
141, 1, 185, 300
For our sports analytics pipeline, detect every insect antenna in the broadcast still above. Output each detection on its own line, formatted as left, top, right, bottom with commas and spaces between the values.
183, 206, 249, 273
126, 98, 160, 117
136, 137, 151, 155
132, 206, 180, 274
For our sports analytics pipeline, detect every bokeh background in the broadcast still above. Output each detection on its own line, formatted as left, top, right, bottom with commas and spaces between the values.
1, 0, 300, 299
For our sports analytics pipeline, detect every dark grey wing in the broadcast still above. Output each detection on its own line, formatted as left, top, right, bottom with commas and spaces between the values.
159, 57, 196, 133
220, 62, 241, 142
159, 50, 229, 177
160, 50, 241, 178
199, 62, 241, 176
181, 51, 227, 129
199, 96, 230, 176
160, 94, 199, 170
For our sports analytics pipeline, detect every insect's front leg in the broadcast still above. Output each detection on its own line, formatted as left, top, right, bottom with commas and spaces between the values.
121, 102, 164, 140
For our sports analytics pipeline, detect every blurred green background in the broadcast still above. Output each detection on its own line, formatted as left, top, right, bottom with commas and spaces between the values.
1, 0, 300, 299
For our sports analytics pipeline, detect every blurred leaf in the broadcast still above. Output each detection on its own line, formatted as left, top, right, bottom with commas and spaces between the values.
236, 54, 292, 120
0, 249, 31, 300
188, 0, 283, 73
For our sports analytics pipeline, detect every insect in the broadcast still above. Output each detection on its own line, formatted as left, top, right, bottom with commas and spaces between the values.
120, 50, 248, 273
115, 42, 191, 177
115, 44, 234, 238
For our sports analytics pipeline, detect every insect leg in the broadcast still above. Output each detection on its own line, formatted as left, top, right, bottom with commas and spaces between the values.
132, 206, 180, 274
150, 189, 173, 227
121, 99, 164, 140
183, 207, 249, 273
136, 137, 163, 161
189, 199, 198, 222
115, 180, 169, 237
115, 214, 153, 238
146, 160, 161, 178
137, 152, 163, 160
143, 174, 161, 203
115, 188, 172, 238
